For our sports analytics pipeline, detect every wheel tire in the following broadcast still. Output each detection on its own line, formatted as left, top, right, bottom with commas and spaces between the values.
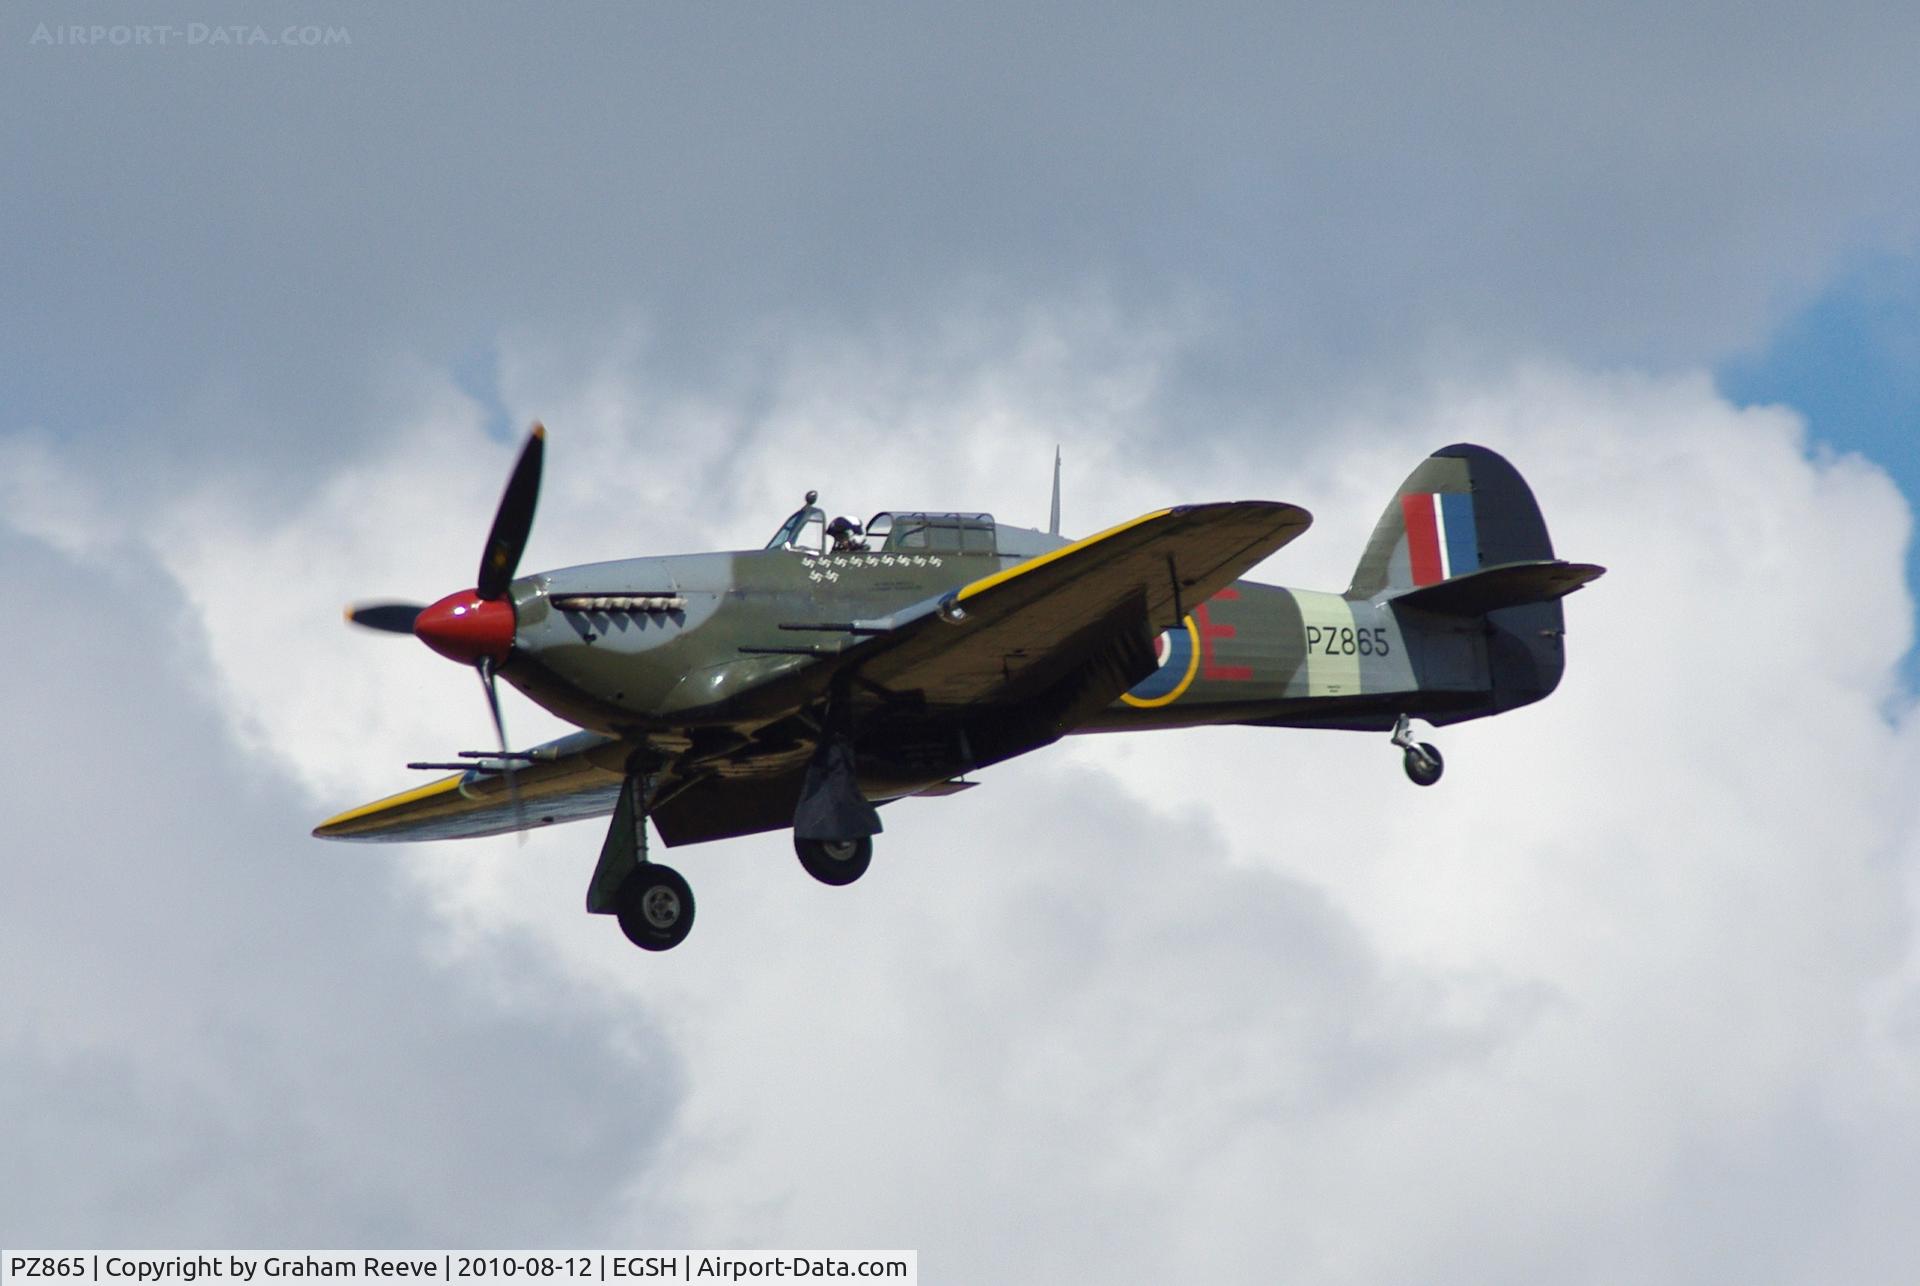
616, 864, 695, 951
795, 835, 873, 886
1403, 742, 1444, 787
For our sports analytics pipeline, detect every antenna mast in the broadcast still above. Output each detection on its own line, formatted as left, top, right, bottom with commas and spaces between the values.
1048, 446, 1062, 537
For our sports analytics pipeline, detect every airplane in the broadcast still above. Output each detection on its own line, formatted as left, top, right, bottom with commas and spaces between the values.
317, 429, 1604, 952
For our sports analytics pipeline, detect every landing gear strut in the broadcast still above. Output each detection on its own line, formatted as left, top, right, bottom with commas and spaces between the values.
1391, 714, 1444, 787
589, 764, 696, 951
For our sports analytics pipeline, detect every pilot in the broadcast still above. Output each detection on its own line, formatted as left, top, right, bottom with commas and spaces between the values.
826, 515, 867, 552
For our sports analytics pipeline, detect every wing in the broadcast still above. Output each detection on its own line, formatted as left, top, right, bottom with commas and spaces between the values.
848, 500, 1311, 753
312, 730, 626, 842
317, 501, 1312, 844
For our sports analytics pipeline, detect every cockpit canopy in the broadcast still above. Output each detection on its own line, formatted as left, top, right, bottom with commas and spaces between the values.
866, 512, 996, 554
764, 504, 827, 553
766, 503, 998, 556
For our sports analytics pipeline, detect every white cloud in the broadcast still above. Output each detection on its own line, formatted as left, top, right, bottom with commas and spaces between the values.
4, 323, 1917, 1281
0, 429, 131, 559
0, 523, 677, 1247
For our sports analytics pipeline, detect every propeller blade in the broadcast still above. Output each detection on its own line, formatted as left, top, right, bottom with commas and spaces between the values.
476, 656, 527, 836
345, 601, 427, 634
477, 424, 546, 601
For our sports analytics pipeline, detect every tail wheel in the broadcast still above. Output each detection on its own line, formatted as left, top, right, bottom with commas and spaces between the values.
795, 836, 873, 886
616, 864, 695, 951
1403, 742, 1444, 787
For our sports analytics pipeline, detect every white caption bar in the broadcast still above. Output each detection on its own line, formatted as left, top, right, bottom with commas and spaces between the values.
2, 1254, 915, 1286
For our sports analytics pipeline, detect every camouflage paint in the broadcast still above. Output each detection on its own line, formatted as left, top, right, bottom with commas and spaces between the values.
319, 443, 1600, 848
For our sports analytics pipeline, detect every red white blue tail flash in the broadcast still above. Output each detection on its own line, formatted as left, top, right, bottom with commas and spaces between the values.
1400, 491, 1480, 586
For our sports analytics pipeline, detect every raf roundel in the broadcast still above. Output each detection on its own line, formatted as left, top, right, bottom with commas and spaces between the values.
1121, 615, 1200, 708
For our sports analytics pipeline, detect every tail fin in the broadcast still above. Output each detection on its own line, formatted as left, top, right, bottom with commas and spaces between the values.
1348, 443, 1562, 599
1349, 443, 1605, 713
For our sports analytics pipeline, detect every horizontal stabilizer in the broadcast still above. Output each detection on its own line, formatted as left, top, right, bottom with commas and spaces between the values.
1391, 559, 1606, 617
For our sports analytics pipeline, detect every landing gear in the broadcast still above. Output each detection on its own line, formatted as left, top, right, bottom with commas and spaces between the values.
791, 710, 880, 887
1402, 742, 1444, 786
1391, 714, 1444, 787
795, 835, 873, 886
615, 863, 695, 951
589, 762, 698, 952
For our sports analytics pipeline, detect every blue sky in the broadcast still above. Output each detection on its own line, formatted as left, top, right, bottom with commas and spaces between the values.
1722, 256, 1920, 473
1722, 254, 1919, 688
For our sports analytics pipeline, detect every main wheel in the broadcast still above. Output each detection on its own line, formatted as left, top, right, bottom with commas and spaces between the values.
616, 863, 695, 951
795, 835, 873, 886
1403, 742, 1444, 787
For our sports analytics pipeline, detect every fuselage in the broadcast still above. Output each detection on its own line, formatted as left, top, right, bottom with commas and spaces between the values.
495, 537, 1533, 749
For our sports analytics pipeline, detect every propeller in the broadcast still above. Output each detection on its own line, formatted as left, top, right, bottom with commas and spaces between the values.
344, 602, 426, 634
343, 423, 548, 832
478, 424, 544, 600
344, 424, 546, 636
477, 655, 524, 829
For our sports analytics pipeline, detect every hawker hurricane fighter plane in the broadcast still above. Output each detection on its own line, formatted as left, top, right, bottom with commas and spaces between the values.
319, 430, 1603, 952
